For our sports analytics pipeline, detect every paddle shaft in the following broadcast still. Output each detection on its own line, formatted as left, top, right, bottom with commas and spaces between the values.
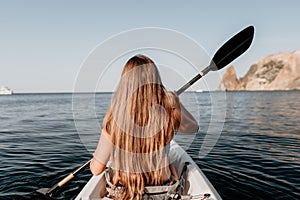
176, 65, 211, 95
46, 159, 92, 196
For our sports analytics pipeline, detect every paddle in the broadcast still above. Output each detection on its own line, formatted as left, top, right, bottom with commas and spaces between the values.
176, 25, 254, 95
20, 25, 254, 199
35, 159, 92, 197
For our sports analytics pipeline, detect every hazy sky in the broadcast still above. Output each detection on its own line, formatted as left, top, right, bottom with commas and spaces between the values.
1, 0, 300, 93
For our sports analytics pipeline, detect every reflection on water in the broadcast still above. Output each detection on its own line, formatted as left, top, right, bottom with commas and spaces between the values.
0, 91, 299, 199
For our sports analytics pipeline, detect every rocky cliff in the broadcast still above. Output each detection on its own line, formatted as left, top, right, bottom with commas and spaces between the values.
219, 49, 300, 91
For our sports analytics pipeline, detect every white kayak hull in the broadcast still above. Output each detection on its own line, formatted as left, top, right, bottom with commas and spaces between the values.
76, 141, 222, 200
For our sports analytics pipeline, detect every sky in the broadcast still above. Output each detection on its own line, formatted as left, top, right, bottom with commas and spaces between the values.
1, 0, 300, 93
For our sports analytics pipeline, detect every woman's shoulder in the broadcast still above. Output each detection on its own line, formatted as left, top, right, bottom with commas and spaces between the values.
165, 91, 180, 109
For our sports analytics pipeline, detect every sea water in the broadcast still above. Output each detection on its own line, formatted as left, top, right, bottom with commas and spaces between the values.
0, 92, 299, 199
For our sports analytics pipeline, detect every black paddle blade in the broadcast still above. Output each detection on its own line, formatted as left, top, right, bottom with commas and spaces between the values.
14, 191, 54, 200
210, 25, 255, 71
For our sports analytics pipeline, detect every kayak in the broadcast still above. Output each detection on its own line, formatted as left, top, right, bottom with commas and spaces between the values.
75, 141, 222, 200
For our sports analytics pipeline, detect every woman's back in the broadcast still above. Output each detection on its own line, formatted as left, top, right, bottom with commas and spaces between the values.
104, 55, 181, 199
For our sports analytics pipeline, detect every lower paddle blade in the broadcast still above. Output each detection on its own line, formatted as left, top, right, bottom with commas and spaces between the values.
210, 25, 254, 71
14, 191, 53, 200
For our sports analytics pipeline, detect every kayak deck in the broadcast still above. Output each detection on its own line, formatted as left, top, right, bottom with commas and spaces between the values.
76, 141, 222, 200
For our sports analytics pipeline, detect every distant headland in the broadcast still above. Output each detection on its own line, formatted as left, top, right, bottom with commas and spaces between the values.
219, 49, 300, 91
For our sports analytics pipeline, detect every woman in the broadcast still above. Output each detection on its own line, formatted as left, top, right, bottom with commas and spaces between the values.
90, 55, 198, 199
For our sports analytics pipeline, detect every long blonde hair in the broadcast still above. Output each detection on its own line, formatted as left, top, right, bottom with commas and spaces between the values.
103, 55, 181, 199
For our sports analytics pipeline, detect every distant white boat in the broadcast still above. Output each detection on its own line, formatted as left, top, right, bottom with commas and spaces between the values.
195, 89, 203, 93
0, 86, 13, 95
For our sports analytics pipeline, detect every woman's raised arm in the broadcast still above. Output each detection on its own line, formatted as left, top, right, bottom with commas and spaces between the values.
176, 103, 199, 133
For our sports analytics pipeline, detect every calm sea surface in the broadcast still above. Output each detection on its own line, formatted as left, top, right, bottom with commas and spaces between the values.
0, 92, 299, 199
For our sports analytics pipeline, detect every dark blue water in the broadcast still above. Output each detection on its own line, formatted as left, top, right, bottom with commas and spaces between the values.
0, 92, 299, 199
